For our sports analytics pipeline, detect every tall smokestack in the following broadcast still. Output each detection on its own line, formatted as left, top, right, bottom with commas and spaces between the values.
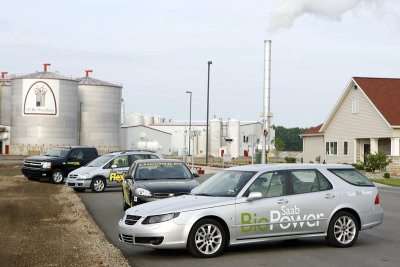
261, 40, 272, 164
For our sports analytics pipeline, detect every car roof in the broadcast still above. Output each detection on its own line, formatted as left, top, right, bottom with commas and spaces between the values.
104, 150, 159, 156
58, 146, 96, 149
227, 163, 354, 173
134, 159, 184, 164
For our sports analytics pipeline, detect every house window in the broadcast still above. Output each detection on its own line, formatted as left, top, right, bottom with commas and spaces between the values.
351, 97, 359, 114
326, 142, 338, 155
344, 141, 348, 155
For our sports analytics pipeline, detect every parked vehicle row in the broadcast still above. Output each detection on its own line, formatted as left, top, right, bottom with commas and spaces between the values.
20, 148, 384, 258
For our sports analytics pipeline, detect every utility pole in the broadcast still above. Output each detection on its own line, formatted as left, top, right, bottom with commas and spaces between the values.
186, 91, 192, 156
205, 61, 212, 166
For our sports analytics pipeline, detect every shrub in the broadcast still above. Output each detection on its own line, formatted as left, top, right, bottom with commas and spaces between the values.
364, 152, 391, 172
384, 172, 391, 179
284, 156, 296, 163
352, 162, 365, 170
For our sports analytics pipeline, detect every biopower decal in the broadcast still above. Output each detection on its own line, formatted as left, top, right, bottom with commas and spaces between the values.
240, 205, 324, 233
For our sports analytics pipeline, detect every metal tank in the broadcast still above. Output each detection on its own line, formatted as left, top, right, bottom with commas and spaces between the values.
78, 70, 122, 154
143, 115, 154, 126
209, 118, 222, 157
125, 113, 144, 126
11, 64, 80, 155
227, 119, 240, 158
0, 72, 12, 126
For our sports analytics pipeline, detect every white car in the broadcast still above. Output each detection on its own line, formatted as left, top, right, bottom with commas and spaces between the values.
118, 164, 383, 257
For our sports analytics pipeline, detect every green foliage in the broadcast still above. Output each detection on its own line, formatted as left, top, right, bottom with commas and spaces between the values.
274, 137, 285, 151
274, 126, 306, 151
384, 172, 390, 179
352, 162, 365, 170
284, 156, 296, 163
364, 152, 391, 172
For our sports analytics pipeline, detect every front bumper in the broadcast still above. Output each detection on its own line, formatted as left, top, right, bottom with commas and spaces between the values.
21, 167, 52, 179
65, 177, 92, 189
118, 216, 187, 249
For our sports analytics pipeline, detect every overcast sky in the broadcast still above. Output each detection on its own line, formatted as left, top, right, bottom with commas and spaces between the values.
1, 0, 400, 127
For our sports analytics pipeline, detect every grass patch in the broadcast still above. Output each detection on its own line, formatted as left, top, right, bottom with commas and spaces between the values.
371, 178, 400, 187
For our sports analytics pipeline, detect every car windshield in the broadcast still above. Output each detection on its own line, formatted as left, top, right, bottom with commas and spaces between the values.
329, 168, 374, 186
43, 148, 69, 157
135, 162, 192, 180
191, 170, 256, 197
87, 155, 114, 167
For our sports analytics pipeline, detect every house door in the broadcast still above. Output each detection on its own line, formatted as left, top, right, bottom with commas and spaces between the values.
364, 144, 371, 162
0, 141, 2, 154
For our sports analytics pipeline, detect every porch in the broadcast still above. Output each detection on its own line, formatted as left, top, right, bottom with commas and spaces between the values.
354, 137, 400, 163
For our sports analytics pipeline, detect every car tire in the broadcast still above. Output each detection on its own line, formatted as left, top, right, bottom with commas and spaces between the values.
51, 171, 64, 184
91, 177, 106, 193
187, 218, 227, 258
327, 211, 359, 248
73, 188, 85, 192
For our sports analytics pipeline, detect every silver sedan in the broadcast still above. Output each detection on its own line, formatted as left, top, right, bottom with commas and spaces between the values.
118, 164, 383, 257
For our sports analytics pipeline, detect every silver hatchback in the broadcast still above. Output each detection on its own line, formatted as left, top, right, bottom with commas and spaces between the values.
118, 164, 383, 257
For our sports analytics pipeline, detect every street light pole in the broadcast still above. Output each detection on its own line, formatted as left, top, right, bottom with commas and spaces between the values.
185, 91, 192, 156
205, 61, 212, 166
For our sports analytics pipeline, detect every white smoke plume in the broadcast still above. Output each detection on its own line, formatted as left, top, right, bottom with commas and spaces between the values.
269, 0, 381, 30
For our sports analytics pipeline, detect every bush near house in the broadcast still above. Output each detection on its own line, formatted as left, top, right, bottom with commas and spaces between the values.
364, 152, 391, 172
284, 156, 296, 163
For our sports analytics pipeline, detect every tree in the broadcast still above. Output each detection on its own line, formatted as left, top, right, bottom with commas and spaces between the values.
274, 126, 306, 151
364, 152, 391, 172
274, 137, 285, 151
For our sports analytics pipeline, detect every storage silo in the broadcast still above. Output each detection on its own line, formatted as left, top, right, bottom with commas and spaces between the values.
125, 113, 144, 126
209, 118, 222, 157
78, 70, 122, 153
11, 64, 80, 155
0, 72, 12, 126
228, 119, 240, 158
143, 115, 154, 125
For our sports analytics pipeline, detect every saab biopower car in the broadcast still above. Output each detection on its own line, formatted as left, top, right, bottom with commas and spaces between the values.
118, 164, 383, 258
66, 150, 160, 192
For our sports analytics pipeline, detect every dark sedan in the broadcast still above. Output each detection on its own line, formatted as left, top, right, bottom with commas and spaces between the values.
121, 159, 199, 210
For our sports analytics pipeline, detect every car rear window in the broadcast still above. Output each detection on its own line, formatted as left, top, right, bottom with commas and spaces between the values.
328, 169, 374, 187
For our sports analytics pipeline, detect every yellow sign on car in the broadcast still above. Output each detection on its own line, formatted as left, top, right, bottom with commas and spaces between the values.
109, 171, 125, 183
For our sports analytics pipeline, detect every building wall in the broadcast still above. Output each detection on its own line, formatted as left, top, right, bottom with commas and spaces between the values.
323, 81, 393, 163
302, 135, 324, 163
121, 126, 171, 155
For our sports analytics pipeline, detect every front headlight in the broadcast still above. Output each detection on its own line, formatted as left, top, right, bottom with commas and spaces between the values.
78, 173, 90, 180
142, 213, 180, 224
42, 162, 51, 169
135, 188, 152, 197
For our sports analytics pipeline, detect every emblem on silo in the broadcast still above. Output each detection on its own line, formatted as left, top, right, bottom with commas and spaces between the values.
23, 81, 58, 115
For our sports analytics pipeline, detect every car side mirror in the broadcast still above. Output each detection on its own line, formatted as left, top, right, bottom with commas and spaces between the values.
191, 169, 199, 178
247, 192, 263, 201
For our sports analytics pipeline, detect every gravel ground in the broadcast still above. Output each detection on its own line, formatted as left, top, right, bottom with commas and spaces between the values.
0, 168, 129, 267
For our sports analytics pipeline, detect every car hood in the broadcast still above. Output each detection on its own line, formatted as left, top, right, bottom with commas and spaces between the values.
69, 166, 98, 176
126, 194, 235, 216
25, 155, 62, 162
134, 179, 199, 193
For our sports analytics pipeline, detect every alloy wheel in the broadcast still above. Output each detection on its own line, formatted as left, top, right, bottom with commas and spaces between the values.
52, 172, 63, 183
194, 224, 223, 255
93, 179, 105, 192
334, 215, 357, 245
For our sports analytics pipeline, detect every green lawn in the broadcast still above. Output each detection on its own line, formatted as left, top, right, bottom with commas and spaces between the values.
371, 178, 400, 187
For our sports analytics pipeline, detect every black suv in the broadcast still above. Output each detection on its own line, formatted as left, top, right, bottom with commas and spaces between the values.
21, 146, 98, 184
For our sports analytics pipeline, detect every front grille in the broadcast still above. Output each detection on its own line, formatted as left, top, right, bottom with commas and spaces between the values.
135, 236, 164, 245
23, 161, 42, 169
125, 215, 141, 225
153, 192, 187, 198
120, 234, 134, 244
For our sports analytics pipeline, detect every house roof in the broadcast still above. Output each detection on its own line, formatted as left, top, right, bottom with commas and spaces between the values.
353, 77, 400, 126
303, 124, 323, 135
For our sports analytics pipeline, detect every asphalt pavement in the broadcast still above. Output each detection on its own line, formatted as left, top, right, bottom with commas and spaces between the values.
79, 176, 400, 267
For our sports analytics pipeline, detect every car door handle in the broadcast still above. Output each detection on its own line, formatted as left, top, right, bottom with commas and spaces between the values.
325, 193, 335, 199
277, 198, 288, 205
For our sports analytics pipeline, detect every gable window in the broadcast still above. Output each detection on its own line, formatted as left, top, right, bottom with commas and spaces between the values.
344, 141, 349, 155
351, 97, 359, 114
326, 142, 337, 155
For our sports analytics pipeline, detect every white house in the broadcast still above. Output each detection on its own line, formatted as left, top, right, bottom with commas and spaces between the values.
302, 77, 400, 175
